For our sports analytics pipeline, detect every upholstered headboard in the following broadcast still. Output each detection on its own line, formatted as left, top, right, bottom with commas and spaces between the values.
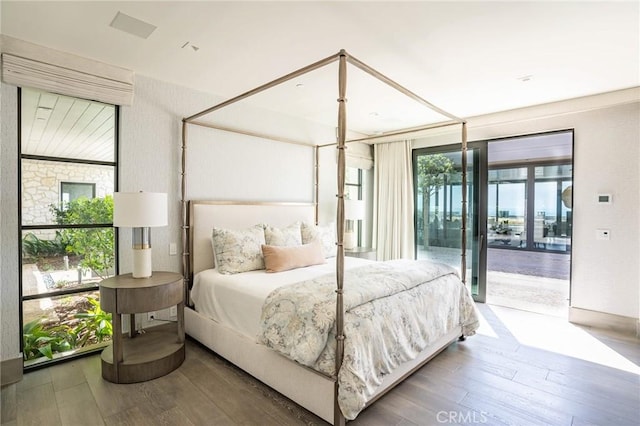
188, 201, 316, 276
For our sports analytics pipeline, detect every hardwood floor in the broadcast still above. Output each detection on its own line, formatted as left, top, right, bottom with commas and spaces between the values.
2, 304, 638, 426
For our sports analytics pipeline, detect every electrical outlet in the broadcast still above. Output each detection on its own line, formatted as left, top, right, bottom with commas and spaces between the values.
148, 311, 157, 321
170, 306, 177, 317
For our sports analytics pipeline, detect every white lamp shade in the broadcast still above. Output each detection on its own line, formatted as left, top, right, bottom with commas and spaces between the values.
344, 199, 366, 221
113, 192, 168, 227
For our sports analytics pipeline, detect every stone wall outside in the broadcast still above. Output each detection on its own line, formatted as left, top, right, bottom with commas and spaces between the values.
22, 159, 114, 239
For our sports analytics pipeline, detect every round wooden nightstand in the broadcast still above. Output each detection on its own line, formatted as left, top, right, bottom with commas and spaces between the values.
99, 271, 185, 383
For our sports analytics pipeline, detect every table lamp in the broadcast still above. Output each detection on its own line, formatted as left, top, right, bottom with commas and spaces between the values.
344, 199, 365, 250
113, 192, 168, 278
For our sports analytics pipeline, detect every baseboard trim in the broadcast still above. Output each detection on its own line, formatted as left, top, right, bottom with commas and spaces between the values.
1, 356, 23, 386
569, 307, 638, 337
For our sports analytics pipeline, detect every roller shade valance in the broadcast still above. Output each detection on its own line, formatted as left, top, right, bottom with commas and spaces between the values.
345, 142, 374, 169
1, 36, 134, 105
2, 54, 133, 106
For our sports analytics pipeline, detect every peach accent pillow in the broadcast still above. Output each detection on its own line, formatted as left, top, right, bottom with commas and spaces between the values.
262, 241, 326, 273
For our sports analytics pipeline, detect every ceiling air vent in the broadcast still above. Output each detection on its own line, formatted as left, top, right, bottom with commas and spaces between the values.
109, 11, 157, 39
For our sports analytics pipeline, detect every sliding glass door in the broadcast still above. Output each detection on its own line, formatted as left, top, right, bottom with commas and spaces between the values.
413, 145, 486, 302
414, 131, 573, 310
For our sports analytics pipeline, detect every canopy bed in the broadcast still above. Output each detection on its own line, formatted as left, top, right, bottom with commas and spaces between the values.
179, 50, 477, 425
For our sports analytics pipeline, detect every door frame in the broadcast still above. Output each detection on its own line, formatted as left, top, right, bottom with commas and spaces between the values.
412, 142, 488, 303
413, 129, 574, 307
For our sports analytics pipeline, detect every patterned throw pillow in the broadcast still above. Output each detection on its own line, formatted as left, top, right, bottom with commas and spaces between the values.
211, 224, 266, 274
264, 222, 302, 247
301, 222, 336, 258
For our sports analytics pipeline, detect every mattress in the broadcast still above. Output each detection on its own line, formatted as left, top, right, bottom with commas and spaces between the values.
190, 256, 373, 339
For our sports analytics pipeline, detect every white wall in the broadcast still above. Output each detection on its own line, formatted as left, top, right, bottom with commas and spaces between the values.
414, 94, 640, 320
1, 83, 20, 361
186, 125, 313, 202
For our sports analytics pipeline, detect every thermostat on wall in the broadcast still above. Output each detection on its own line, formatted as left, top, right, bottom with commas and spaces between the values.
597, 194, 612, 204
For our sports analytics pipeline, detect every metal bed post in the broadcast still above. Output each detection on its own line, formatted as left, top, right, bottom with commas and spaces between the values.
314, 145, 320, 225
180, 120, 190, 303
460, 122, 468, 284
334, 49, 348, 426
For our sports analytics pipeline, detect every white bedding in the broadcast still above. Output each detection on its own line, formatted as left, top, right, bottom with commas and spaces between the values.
190, 256, 373, 339
257, 259, 479, 419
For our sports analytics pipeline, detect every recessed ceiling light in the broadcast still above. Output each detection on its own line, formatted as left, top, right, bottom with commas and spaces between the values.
36, 106, 52, 120
295, 83, 305, 88
517, 75, 533, 82
369, 112, 379, 117
110, 11, 157, 39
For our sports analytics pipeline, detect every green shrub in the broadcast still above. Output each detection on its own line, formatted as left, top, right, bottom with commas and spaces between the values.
73, 297, 112, 346
50, 195, 115, 279
23, 296, 113, 361
23, 319, 74, 360
22, 231, 70, 261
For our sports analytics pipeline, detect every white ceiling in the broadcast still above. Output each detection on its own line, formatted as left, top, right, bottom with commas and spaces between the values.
2, 1, 639, 144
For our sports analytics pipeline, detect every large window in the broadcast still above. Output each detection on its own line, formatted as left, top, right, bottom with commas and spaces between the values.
487, 167, 528, 248
20, 87, 118, 367
487, 163, 572, 252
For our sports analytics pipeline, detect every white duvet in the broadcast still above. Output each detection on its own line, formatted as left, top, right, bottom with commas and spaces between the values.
190, 256, 373, 339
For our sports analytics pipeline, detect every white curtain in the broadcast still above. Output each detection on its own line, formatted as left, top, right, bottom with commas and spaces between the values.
373, 140, 415, 260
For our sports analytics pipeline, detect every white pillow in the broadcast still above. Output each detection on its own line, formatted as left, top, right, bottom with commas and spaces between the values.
211, 224, 265, 274
264, 222, 302, 247
301, 222, 336, 258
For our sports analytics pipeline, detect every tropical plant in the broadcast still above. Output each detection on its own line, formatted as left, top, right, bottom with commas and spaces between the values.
416, 154, 455, 246
73, 297, 112, 346
23, 296, 113, 361
21, 231, 70, 261
22, 319, 74, 360
50, 195, 115, 279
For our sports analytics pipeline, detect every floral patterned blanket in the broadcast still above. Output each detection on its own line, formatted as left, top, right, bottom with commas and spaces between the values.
257, 259, 479, 420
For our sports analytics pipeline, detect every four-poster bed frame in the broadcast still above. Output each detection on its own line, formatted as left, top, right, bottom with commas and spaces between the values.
180, 50, 469, 425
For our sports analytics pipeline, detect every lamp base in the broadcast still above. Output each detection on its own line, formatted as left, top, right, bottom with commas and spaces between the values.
344, 231, 357, 250
132, 248, 152, 278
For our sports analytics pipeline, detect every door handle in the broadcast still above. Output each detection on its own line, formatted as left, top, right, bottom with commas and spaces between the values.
479, 233, 484, 250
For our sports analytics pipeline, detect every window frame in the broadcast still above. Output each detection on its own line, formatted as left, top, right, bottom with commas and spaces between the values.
60, 181, 97, 206
17, 87, 120, 368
